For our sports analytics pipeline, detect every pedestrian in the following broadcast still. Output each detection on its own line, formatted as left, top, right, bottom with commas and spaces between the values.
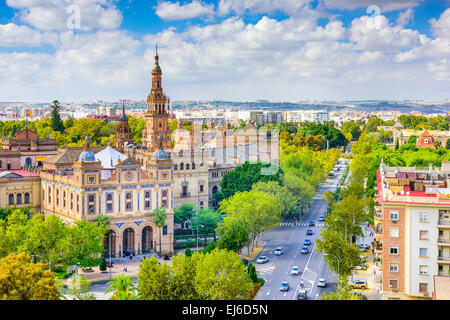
130, 252, 133, 260
123, 265, 127, 272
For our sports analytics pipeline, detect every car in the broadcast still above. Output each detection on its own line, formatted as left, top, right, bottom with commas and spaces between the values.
279, 281, 289, 291
274, 247, 283, 256
318, 215, 325, 222
309, 220, 315, 226
296, 289, 307, 300
358, 243, 370, 251
256, 256, 268, 264
301, 246, 309, 254
306, 229, 313, 235
352, 292, 368, 300
291, 266, 300, 275
350, 280, 368, 290
303, 239, 312, 246
317, 278, 327, 287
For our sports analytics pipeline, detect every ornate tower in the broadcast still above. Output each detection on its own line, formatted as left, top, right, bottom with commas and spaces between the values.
115, 103, 133, 151
142, 47, 171, 151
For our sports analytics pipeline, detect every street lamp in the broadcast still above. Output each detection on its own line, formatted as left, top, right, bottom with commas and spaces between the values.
109, 231, 115, 278
196, 224, 204, 252
324, 253, 341, 283
168, 230, 173, 255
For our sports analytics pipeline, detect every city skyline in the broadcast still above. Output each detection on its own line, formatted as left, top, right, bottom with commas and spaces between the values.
0, 0, 449, 102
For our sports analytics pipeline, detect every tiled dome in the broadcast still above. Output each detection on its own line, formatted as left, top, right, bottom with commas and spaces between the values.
79, 151, 96, 162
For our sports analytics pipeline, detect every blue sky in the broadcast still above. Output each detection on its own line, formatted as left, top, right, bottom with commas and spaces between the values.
0, 0, 449, 102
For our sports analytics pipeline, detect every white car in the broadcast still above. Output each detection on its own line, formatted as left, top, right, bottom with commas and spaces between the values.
317, 278, 327, 287
256, 256, 268, 264
291, 266, 300, 275
274, 247, 283, 256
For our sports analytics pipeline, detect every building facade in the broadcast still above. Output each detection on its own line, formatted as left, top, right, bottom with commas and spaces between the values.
375, 160, 450, 299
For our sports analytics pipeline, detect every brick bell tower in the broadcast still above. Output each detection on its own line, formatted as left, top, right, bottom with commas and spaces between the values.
142, 46, 171, 151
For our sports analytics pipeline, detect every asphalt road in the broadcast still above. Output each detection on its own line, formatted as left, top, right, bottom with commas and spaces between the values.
255, 154, 351, 300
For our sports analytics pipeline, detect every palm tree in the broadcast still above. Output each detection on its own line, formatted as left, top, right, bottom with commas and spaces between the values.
151, 208, 167, 255
105, 274, 136, 298
110, 288, 139, 300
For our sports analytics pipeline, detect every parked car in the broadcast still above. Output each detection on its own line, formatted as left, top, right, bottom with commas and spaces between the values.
306, 229, 313, 235
352, 292, 368, 300
256, 256, 268, 264
350, 280, 368, 290
280, 281, 289, 291
318, 215, 325, 222
309, 220, 315, 226
303, 239, 312, 246
291, 266, 300, 275
358, 243, 370, 251
296, 289, 307, 300
301, 246, 309, 254
317, 278, 327, 287
274, 247, 283, 256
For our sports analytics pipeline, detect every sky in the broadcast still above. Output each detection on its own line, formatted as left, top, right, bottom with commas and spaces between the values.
0, 0, 449, 102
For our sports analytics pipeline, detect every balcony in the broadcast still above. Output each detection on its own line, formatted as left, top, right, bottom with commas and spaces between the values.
437, 238, 450, 246
437, 220, 450, 228
375, 226, 383, 235
180, 192, 191, 198
437, 257, 450, 264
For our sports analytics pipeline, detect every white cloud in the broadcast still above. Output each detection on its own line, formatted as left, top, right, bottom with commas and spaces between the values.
0, 23, 58, 47
6, 0, 122, 31
350, 15, 422, 51
321, 0, 422, 12
430, 8, 450, 39
217, 0, 317, 17
396, 8, 414, 26
155, 1, 215, 20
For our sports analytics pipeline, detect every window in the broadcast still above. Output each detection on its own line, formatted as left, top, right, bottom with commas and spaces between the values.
180, 163, 184, 170
56, 190, 59, 206
63, 191, 66, 208
76, 195, 80, 212
24, 193, 30, 204
48, 187, 51, 204
389, 263, 399, 272
87, 175, 95, 184
419, 248, 428, 257
420, 213, 429, 222
88, 194, 96, 214
390, 228, 399, 238
125, 192, 133, 211
174, 164, 178, 170
419, 265, 429, 275
106, 193, 113, 213
16, 194, 22, 205
390, 246, 398, 255
200, 184, 204, 193
163, 225, 168, 235
419, 230, 429, 240
192, 162, 196, 169
182, 185, 188, 197
144, 191, 151, 210
70, 193, 73, 210
389, 280, 398, 290
390, 210, 399, 221
8, 194, 14, 205
186, 163, 190, 170
419, 283, 428, 293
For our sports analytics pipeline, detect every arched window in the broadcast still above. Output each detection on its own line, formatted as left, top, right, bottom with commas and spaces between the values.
192, 162, 196, 170
180, 163, 184, 170
186, 163, 190, 170
126, 192, 132, 200
107, 194, 113, 201
174, 164, 178, 170
16, 194, 22, 205
212, 186, 218, 194
24, 193, 30, 204
8, 194, 14, 205
162, 190, 167, 197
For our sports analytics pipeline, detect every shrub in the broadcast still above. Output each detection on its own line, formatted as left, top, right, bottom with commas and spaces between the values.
185, 248, 192, 257
99, 258, 107, 272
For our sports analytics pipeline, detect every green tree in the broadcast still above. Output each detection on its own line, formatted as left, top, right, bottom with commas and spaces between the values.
194, 249, 253, 300
321, 278, 360, 300
216, 215, 249, 252
218, 161, 284, 201
251, 180, 297, 217
138, 256, 172, 300
219, 190, 282, 256
174, 203, 196, 226
0, 252, 61, 300
105, 274, 137, 300
50, 100, 65, 133
247, 262, 258, 283
151, 208, 167, 255
191, 208, 223, 247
